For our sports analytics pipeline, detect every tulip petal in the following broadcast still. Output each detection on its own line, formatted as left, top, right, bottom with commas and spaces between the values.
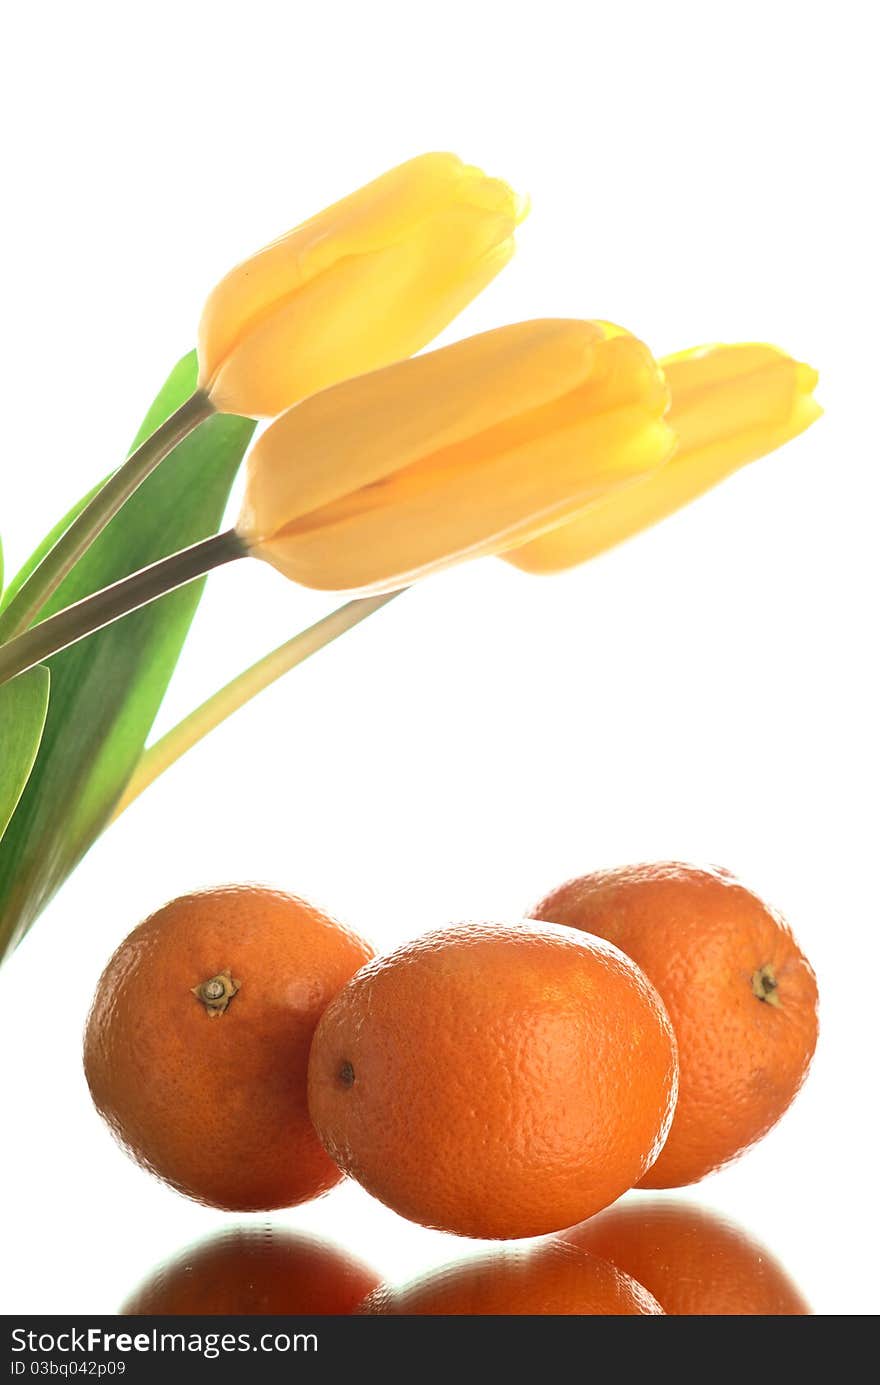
238, 320, 674, 593
502, 343, 821, 574
198, 153, 523, 417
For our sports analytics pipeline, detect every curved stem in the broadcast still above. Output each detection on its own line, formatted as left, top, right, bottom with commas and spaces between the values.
0, 390, 214, 643
113, 589, 404, 819
0, 529, 247, 687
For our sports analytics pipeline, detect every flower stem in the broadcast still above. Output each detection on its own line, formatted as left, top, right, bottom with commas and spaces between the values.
0, 390, 214, 643
0, 528, 247, 688
113, 589, 404, 819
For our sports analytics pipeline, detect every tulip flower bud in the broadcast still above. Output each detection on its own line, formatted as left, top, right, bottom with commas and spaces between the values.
198, 153, 526, 418
235, 319, 674, 593
501, 343, 821, 573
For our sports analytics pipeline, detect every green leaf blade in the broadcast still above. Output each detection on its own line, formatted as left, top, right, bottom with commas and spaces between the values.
0, 480, 106, 616
0, 666, 50, 844
0, 350, 255, 959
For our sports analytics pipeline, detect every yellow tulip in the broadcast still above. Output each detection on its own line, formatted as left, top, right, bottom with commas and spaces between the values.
236, 319, 675, 593
502, 343, 821, 573
198, 152, 525, 418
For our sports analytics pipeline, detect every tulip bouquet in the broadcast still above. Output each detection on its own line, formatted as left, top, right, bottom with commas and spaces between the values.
0, 153, 820, 964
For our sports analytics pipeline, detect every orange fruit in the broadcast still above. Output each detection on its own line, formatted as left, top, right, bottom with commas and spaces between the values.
122, 1225, 380, 1315
560, 1198, 809, 1314
308, 920, 678, 1238
84, 885, 372, 1210
532, 863, 818, 1187
121, 1229, 379, 1312
360, 1241, 663, 1315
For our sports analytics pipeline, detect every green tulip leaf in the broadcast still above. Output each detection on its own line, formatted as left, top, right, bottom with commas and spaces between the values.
0, 666, 50, 845
0, 481, 106, 617
0, 351, 255, 960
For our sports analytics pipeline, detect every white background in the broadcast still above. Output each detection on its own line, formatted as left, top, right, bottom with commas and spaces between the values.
1, 0, 877, 1317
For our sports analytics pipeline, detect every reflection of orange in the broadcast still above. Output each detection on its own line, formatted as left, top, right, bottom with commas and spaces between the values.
84, 886, 372, 1210
560, 1199, 809, 1314
308, 920, 678, 1239
122, 1226, 380, 1315
361, 1242, 663, 1315
533, 863, 818, 1187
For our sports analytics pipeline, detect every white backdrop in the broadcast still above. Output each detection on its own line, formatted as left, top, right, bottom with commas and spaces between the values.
1, 0, 876, 1316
